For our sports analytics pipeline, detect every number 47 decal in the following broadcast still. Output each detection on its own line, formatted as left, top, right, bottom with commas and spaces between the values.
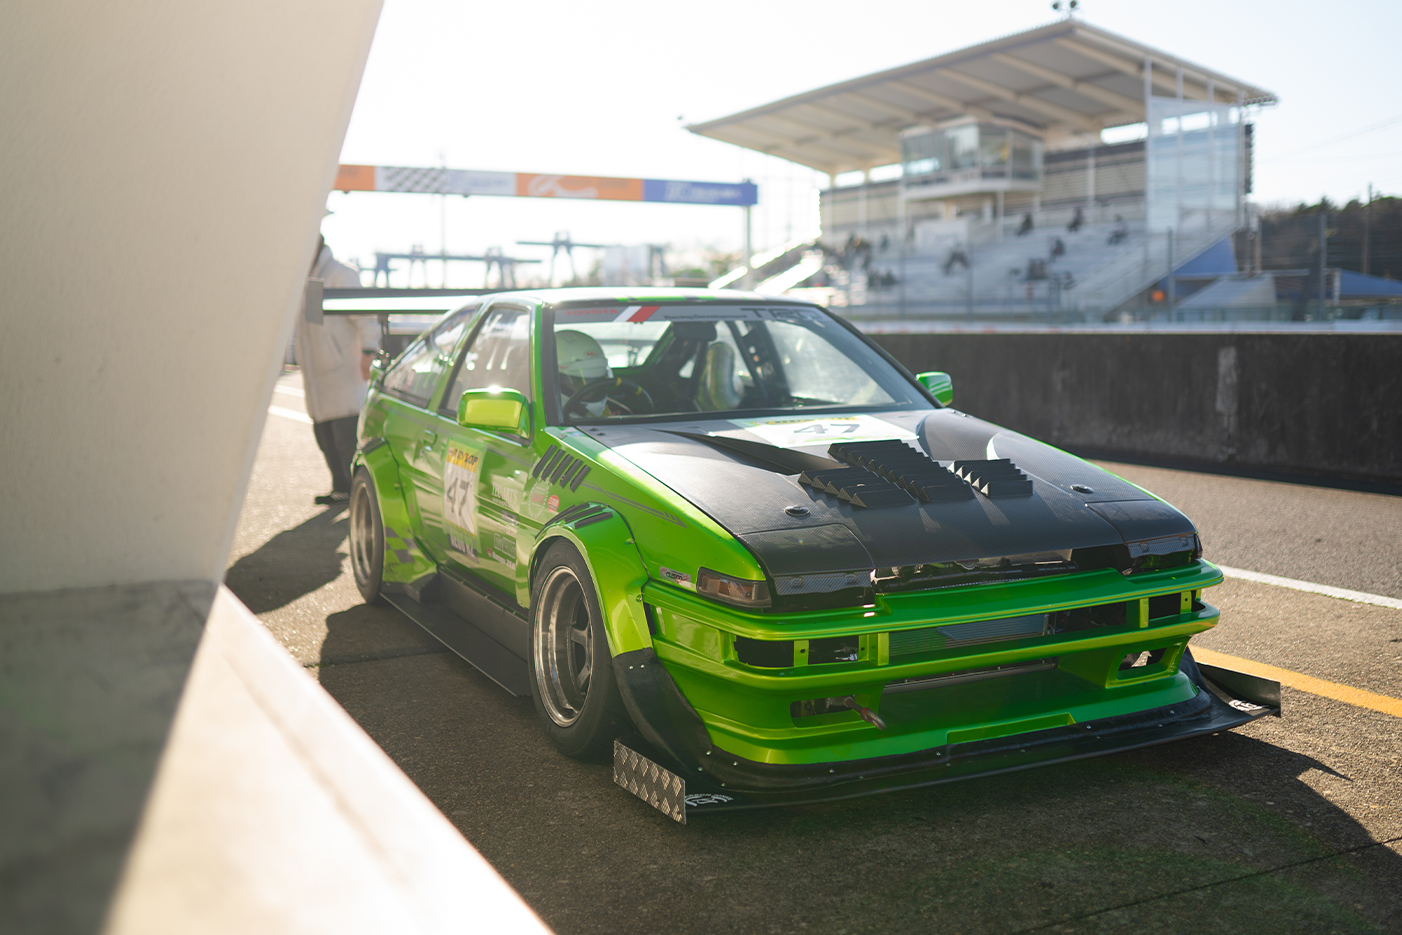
792, 421, 861, 435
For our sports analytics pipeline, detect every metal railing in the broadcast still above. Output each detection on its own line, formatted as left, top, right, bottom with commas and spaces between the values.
1067, 217, 1240, 312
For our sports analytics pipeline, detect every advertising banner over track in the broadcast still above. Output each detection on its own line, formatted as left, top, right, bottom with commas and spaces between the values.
334, 165, 756, 206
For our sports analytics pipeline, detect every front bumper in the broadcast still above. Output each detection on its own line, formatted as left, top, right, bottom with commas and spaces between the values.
607, 561, 1280, 820
634, 563, 1226, 766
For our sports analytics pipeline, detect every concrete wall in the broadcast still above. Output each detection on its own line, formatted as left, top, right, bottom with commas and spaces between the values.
0, 0, 378, 594
0, 5, 548, 932
871, 332, 1402, 483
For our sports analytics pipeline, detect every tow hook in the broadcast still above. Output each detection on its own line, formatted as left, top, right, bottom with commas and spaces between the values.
844, 696, 887, 731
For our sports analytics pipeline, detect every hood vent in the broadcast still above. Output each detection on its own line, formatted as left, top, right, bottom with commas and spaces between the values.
952, 459, 1033, 498
828, 439, 974, 503
796, 466, 914, 509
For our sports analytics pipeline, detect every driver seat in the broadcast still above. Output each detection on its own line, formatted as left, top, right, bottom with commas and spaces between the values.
694, 342, 743, 411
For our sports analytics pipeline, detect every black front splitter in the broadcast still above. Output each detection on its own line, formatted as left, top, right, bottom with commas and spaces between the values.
613, 661, 1280, 823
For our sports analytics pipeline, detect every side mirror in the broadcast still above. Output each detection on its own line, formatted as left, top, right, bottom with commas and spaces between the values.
369, 350, 390, 386
916, 371, 953, 407
458, 386, 530, 435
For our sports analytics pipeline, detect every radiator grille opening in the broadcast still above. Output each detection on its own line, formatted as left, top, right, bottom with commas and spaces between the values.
809, 636, 861, 664
1148, 593, 1183, 620
884, 658, 1059, 694
1048, 601, 1126, 633
890, 613, 1049, 658
734, 636, 793, 668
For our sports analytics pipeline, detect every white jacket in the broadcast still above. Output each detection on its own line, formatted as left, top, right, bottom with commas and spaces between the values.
296, 245, 378, 422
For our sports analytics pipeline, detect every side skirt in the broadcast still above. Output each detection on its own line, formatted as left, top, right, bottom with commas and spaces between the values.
383, 592, 530, 697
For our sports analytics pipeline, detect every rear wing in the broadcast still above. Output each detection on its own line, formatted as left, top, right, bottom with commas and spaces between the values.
302, 283, 500, 351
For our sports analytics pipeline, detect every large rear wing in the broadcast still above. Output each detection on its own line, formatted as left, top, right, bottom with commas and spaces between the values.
302, 283, 499, 353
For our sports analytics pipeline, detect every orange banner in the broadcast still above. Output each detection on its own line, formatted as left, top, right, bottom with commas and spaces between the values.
333, 164, 377, 191
515, 173, 643, 201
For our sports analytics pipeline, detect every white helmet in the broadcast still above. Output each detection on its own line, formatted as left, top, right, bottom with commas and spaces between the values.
556, 330, 609, 393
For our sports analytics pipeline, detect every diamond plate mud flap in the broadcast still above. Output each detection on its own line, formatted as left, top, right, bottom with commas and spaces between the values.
614, 738, 686, 823
613, 737, 745, 824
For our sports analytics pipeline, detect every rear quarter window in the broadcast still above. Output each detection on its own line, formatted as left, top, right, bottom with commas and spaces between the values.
381, 305, 476, 407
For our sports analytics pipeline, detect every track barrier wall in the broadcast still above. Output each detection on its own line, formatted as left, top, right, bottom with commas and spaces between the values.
869, 332, 1402, 484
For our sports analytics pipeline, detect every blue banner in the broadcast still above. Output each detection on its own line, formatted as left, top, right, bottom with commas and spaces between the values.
642, 178, 757, 207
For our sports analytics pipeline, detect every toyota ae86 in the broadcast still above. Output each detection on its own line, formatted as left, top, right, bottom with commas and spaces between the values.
349, 287, 1277, 821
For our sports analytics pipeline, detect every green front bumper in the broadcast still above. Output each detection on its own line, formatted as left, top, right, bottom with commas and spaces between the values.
643, 562, 1223, 766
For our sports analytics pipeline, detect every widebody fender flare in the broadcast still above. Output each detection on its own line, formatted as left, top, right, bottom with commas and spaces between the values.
353, 439, 436, 587
530, 509, 713, 770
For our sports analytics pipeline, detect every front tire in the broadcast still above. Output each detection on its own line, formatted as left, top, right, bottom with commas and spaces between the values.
529, 540, 622, 758
349, 469, 385, 605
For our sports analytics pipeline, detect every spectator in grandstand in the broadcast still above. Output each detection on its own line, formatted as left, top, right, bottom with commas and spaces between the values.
1067, 207, 1084, 233
1016, 213, 1033, 237
942, 245, 970, 276
1108, 215, 1129, 245
1049, 237, 1066, 261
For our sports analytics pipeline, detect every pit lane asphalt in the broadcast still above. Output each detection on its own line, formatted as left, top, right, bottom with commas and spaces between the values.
225, 372, 1402, 934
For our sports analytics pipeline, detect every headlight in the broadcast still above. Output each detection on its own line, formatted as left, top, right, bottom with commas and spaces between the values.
697, 568, 771, 609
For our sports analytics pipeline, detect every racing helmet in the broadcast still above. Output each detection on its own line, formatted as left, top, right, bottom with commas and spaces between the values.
555, 329, 610, 394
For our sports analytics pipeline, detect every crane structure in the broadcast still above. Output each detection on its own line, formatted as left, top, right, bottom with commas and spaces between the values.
516, 232, 608, 284
371, 247, 540, 290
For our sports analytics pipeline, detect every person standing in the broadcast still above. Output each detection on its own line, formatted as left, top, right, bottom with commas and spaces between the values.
295, 235, 377, 505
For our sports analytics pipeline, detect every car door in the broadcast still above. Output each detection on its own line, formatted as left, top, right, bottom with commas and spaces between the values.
376, 306, 476, 544
427, 303, 540, 593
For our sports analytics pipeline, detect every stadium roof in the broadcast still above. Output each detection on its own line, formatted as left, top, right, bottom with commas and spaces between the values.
687, 19, 1277, 176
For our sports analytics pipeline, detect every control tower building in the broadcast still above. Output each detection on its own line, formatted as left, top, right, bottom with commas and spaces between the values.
689, 19, 1277, 318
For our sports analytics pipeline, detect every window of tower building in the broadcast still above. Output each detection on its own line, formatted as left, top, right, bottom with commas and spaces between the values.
901, 123, 1042, 184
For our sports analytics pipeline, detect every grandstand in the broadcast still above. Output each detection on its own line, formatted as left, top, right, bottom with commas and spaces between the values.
689, 19, 1278, 320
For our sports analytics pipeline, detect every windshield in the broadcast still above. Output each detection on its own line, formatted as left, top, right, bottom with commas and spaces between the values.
546, 303, 927, 423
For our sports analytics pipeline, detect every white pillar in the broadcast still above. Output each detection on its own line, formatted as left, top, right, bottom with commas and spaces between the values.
1176, 66, 1184, 233
1207, 78, 1215, 231
858, 168, 869, 237
1144, 55, 1153, 232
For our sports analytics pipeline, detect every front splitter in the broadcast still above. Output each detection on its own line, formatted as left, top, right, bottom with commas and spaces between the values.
614, 661, 1279, 823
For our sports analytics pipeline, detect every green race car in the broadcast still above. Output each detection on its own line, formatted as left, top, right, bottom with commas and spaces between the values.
349, 288, 1278, 822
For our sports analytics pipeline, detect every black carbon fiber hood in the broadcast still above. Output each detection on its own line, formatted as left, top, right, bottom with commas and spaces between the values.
586, 408, 1196, 580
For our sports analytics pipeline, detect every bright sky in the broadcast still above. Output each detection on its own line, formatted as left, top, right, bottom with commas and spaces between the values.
325, 0, 1402, 287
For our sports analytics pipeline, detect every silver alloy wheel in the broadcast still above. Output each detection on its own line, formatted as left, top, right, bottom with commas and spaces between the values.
533, 565, 594, 727
349, 481, 376, 589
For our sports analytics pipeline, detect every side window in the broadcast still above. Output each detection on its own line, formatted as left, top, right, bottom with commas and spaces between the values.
441, 306, 532, 416
381, 307, 475, 407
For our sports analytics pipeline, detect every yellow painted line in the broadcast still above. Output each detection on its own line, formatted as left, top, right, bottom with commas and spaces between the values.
1194, 647, 1402, 718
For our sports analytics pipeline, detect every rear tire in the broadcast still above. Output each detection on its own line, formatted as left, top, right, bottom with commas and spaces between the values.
529, 540, 622, 758
349, 469, 386, 605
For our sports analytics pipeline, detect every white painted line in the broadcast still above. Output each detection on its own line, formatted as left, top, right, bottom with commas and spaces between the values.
275, 384, 304, 397
1219, 565, 1402, 611
268, 405, 312, 425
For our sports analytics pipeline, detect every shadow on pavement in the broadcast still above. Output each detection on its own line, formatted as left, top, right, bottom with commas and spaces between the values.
224, 506, 348, 613
311, 642, 1402, 935
315, 602, 448, 668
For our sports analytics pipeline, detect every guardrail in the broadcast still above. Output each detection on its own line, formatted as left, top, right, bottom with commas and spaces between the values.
1068, 218, 1240, 311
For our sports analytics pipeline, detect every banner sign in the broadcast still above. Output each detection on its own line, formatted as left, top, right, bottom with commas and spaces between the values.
334, 165, 756, 207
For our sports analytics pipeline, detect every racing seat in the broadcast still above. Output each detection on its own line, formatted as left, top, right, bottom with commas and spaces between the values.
694, 341, 744, 411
